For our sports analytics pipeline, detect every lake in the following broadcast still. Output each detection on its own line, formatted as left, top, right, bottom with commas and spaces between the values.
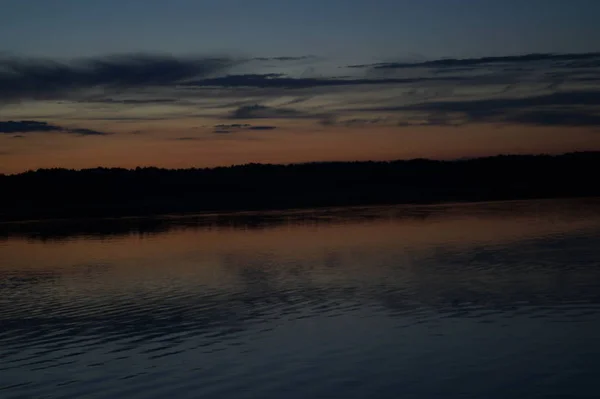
1, 198, 600, 398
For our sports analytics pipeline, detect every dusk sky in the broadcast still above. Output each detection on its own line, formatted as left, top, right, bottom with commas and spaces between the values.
2, 0, 600, 173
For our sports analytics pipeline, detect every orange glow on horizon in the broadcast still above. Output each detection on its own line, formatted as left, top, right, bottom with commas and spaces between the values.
1, 124, 600, 174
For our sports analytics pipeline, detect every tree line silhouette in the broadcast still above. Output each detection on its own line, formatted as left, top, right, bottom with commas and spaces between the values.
1, 152, 599, 221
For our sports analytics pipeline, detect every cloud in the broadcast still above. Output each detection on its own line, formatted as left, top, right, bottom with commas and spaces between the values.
89, 98, 179, 105
252, 56, 315, 62
212, 123, 277, 133
67, 128, 110, 136
214, 124, 252, 129
174, 136, 203, 140
396, 117, 463, 127
1, 54, 452, 104
319, 117, 396, 127
185, 74, 457, 89
229, 104, 308, 119
375, 90, 600, 127
401, 90, 600, 113
0, 120, 110, 135
507, 110, 600, 127
228, 104, 334, 123
347, 52, 600, 70
0, 120, 62, 134
3, 51, 600, 132
340, 118, 386, 126
0, 53, 235, 102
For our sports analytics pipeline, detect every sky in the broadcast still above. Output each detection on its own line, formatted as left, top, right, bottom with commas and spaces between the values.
1, 0, 600, 173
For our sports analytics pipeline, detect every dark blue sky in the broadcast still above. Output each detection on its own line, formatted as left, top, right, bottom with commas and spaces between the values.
2, 0, 600, 59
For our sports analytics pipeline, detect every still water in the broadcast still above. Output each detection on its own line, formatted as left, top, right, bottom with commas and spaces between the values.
1, 199, 600, 398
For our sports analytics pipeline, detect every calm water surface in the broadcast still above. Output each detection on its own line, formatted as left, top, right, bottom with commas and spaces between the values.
1, 199, 600, 398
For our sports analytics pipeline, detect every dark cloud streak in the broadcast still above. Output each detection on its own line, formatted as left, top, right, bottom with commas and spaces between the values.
230, 105, 306, 119
212, 122, 278, 133
373, 90, 600, 127
347, 52, 600, 70
251, 56, 315, 62
0, 54, 235, 102
186, 74, 461, 89
228, 105, 333, 124
0, 120, 110, 135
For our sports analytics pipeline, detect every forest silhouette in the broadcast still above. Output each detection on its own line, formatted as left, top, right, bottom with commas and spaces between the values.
1, 152, 598, 222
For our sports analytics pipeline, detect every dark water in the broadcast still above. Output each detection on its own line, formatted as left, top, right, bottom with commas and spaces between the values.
1, 199, 600, 399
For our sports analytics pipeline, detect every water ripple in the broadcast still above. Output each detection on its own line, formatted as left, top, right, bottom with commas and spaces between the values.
1, 200, 600, 398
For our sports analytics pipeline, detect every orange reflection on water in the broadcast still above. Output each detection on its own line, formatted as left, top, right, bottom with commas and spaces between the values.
2, 199, 599, 277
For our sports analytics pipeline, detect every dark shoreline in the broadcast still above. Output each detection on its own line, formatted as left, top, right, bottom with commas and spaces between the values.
2, 151, 599, 224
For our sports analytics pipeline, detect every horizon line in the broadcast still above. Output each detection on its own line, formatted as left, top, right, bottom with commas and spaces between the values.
3, 150, 599, 177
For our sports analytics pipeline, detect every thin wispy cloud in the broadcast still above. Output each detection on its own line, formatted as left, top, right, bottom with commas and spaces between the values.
174, 136, 203, 141
227, 104, 333, 125
0, 54, 236, 102
212, 123, 278, 133
251, 56, 316, 62
229, 105, 307, 119
366, 90, 600, 127
0, 120, 110, 135
184, 74, 452, 89
347, 52, 600, 70
1, 51, 599, 132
